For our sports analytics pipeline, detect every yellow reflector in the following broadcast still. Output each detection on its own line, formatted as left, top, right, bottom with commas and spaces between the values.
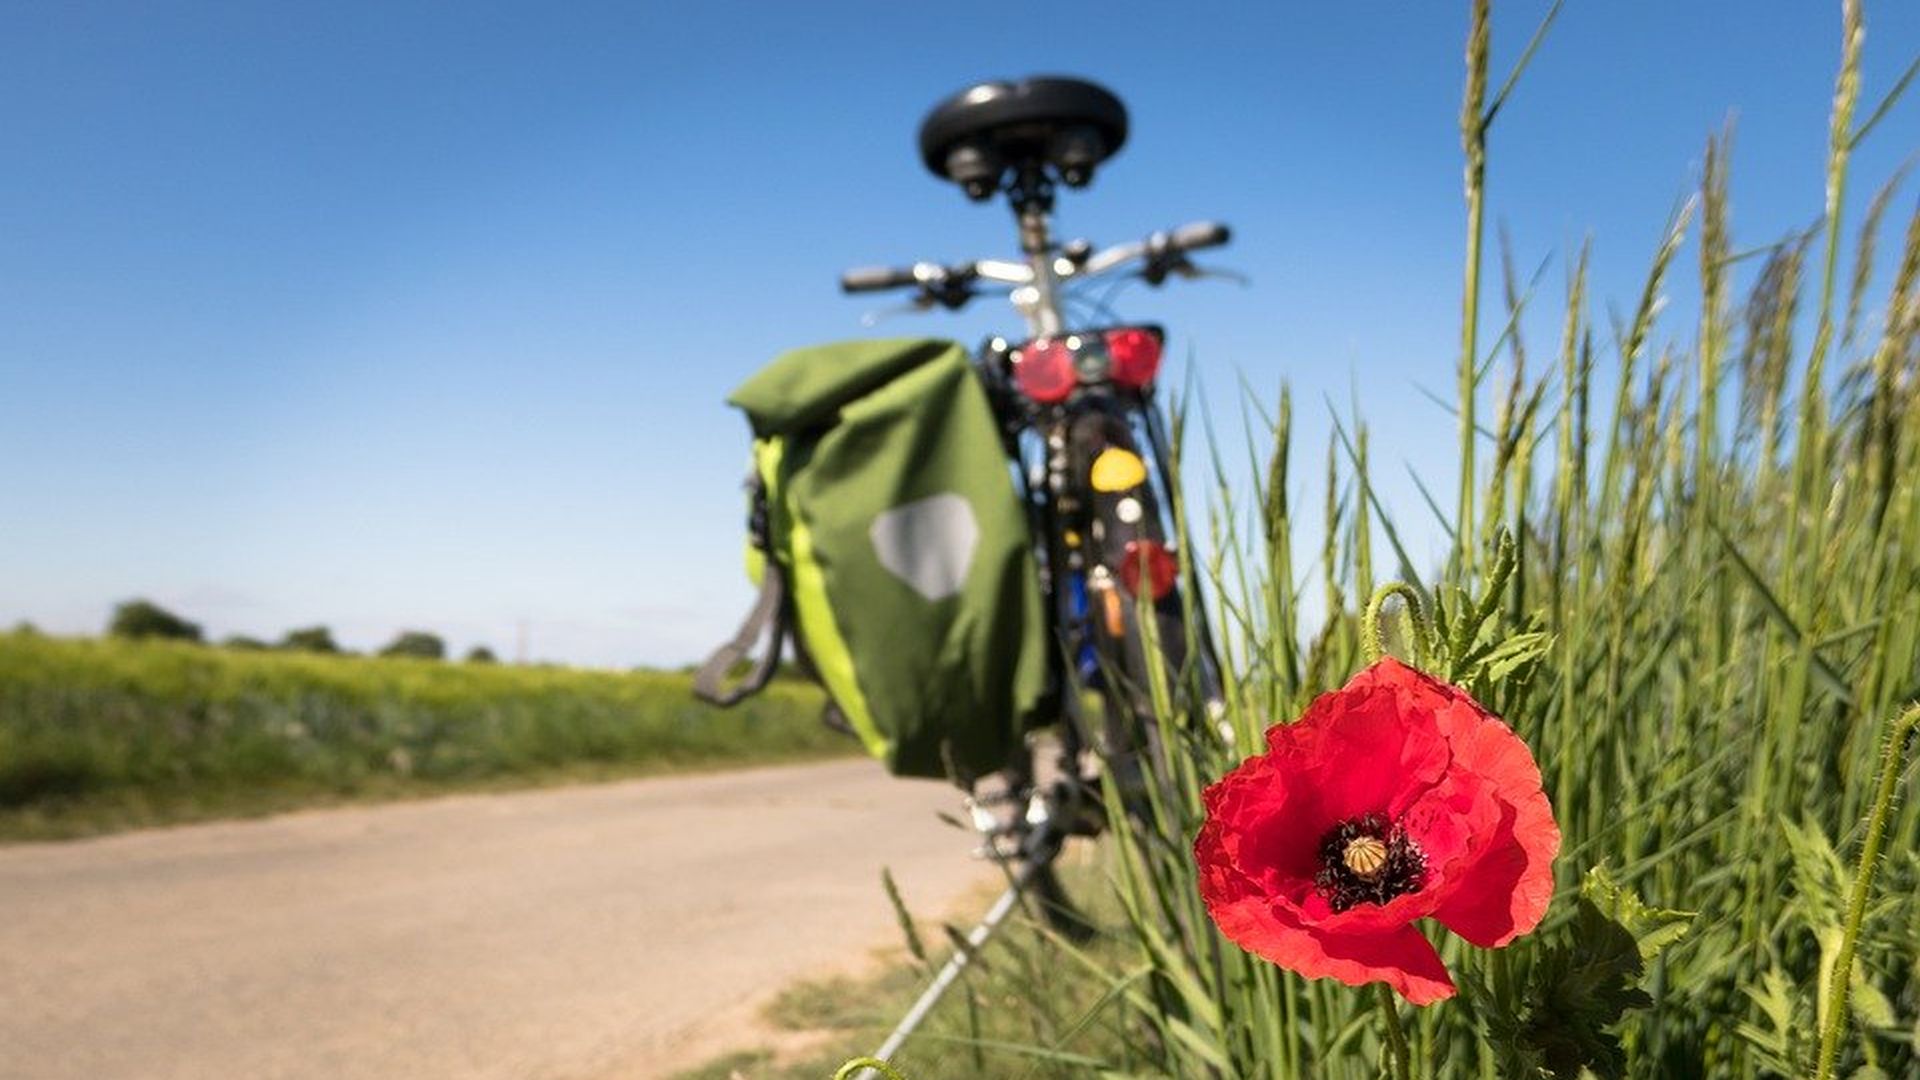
1090, 447, 1148, 492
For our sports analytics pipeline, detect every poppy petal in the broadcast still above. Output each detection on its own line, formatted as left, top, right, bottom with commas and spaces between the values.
1424, 675, 1560, 945
1268, 677, 1451, 832
1203, 883, 1456, 1005
1202, 756, 1320, 890
1431, 788, 1558, 946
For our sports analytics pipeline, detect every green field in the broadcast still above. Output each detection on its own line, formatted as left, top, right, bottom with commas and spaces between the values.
0, 631, 847, 840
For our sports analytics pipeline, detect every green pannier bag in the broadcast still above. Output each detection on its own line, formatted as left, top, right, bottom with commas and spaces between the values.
694, 338, 1048, 782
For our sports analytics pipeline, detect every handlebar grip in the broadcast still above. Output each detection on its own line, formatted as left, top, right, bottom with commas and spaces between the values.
1170, 221, 1231, 252
840, 266, 918, 293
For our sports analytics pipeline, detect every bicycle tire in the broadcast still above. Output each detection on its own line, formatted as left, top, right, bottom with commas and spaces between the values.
982, 393, 1217, 937
1066, 405, 1210, 815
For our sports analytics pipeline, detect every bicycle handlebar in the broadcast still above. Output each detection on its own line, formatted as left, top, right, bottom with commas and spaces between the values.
1168, 220, 1229, 252
841, 265, 921, 293
841, 219, 1232, 299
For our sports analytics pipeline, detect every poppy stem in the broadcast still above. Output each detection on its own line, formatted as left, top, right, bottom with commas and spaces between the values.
1363, 582, 1432, 669
1376, 983, 1414, 1080
1812, 703, 1920, 1080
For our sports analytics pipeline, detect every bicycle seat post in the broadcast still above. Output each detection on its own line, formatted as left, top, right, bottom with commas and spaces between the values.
1007, 162, 1064, 337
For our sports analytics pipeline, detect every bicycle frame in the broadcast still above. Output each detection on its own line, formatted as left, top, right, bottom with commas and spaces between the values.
969, 302, 1227, 815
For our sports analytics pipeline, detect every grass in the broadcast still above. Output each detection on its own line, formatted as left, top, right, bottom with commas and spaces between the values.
1035, 1, 1920, 1075
673, 853, 1140, 1080
0, 630, 848, 840
798, 1, 1920, 1076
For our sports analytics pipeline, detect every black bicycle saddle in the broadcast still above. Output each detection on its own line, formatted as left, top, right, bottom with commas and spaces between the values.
918, 76, 1129, 200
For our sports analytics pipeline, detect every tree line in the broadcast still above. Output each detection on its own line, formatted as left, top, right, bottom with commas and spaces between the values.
103, 599, 499, 663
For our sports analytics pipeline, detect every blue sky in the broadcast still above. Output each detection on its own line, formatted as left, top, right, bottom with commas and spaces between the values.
2, 2, 1915, 666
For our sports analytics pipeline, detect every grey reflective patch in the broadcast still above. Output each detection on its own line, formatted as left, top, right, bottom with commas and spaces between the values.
869, 493, 979, 601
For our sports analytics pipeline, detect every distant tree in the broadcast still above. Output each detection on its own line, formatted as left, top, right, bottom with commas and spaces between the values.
464, 645, 498, 664
222, 635, 269, 651
379, 631, 445, 660
10, 620, 39, 637
279, 626, 342, 654
108, 600, 203, 643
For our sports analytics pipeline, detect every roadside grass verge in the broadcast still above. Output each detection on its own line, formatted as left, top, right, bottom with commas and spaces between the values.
0, 630, 846, 840
672, 850, 1132, 1080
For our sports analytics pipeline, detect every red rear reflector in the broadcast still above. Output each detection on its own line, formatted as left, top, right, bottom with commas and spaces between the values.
1013, 338, 1076, 403
1105, 328, 1162, 388
1118, 540, 1177, 601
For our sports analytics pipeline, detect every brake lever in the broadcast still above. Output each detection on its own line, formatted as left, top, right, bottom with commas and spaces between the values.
922, 270, 978, 310
1174, 262, 1250, 287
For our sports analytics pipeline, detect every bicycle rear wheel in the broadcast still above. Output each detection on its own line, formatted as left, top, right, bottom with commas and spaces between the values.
1064, 406, 1215, 811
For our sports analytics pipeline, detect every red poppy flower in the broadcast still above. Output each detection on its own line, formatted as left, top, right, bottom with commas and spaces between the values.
1193, 657, 1558, 1005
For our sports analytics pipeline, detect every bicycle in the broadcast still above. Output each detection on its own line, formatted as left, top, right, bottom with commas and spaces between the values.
834, 75, 1235, 1063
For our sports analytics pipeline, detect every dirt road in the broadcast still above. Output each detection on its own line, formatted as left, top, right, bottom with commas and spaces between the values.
0, 760, 995, 1079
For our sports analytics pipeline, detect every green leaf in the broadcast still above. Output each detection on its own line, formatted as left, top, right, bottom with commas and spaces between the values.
1579, 864, 1696, 961
1734, 968, 1807, 1077
1525, 901, 1651, 1078
1849, 967, 1896, 1030
1780, 819, 1851, 932
1456, 976, 1545, 1078
1475, 898, 1662, 1080
1814, 922, 1899, 1033
1477, 630, 1554, 683
1816, 924, 1845, 1033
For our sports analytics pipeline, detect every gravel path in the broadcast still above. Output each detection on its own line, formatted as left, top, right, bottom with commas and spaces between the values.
0, 760, 993, 1079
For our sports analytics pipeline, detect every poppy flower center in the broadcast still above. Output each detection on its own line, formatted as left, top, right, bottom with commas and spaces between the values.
1313, 813, 1427, 912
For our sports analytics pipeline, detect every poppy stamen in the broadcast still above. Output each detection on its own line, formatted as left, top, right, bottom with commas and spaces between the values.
1314, 813, 1427, 912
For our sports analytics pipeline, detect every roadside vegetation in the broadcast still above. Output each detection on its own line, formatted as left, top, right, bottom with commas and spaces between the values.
1017, 1, 1920, 1075
674, 856, 1133, 1080
720, 1, 1920, 1076
0, 629, 843, 841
